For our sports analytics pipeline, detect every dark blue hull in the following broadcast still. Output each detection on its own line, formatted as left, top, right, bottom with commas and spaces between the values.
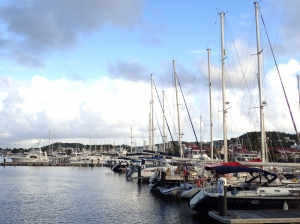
189, 194, 300, 212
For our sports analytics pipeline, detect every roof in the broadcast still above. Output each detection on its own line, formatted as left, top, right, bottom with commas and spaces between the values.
205, 165, 277, 180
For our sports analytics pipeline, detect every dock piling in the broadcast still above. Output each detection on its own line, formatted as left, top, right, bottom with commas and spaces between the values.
138, 166, 141, 184
160, 168, 166, 187
218, 177, 227, 217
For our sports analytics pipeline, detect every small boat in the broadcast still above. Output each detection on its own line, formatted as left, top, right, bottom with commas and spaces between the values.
180, 183, 201, 199
158, 185, 182, 197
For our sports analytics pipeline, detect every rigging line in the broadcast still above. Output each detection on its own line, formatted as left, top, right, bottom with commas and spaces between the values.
165, 90, 177, 139
265, 0, 279, 30
259, 6, 300, 145
154, 109, 164, 143
176, 74, 200, 147
263, 0, 288, 81
225, 17, 260, 123
210, 52, 222, 139
153, 81, 176, 150
187, 60, 206, 103
206, 14, 219, 48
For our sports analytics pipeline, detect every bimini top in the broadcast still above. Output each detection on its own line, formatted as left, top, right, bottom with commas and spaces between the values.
205, 165, 278, 186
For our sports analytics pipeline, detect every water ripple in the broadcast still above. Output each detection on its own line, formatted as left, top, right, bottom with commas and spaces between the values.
0, 166, 217, 224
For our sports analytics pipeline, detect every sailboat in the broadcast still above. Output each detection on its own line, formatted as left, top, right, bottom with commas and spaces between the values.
188, 165, 300, 211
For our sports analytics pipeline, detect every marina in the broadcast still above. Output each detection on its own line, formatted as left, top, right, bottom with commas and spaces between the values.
0, 1, 300, 224
1, 159, 300, 224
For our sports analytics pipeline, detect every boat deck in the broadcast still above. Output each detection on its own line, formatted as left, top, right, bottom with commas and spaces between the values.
209, 209, 300, 224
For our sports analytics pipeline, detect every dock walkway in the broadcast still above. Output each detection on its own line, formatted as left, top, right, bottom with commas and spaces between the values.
209, 209, 300, 224
1, 162, 110, 167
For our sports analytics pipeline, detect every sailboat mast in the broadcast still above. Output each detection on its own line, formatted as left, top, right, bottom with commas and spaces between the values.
151, 74, 154, 151
200, 116, 203, 152
149, 112, 151, 151
48, 129, 51, 154
207, 48, 214, 161
220, 12, 228, 162
130, 127, 132, 153
255, 2, 266, 162
163, 90, 166, 153
173, 60, 183, 158
297, 75, 300, 124
90, 134, 92, 151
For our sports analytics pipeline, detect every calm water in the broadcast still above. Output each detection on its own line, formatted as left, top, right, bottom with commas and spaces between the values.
0, 166, 217, 224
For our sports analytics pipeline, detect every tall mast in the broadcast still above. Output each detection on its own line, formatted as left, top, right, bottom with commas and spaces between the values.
149, 111, 151, 151
200, 116, 203, 152
90, 134, 92, 151
207, 48, 214, 160
151, 74, 154, 151
49, 129, 50, 154
298, 75, 300, 124
220, 12, 228, 162
162, 90, 166, 153
173, 60, 183, 157
297, 74, 300, 146
130, 127, 132, 153
255, 2, 266, 162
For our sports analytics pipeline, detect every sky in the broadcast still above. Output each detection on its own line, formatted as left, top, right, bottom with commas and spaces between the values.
0, 0, 299, 149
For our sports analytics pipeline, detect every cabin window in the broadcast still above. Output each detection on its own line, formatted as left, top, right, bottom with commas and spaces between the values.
259, 190, 265, 193
275, 190, 280, 192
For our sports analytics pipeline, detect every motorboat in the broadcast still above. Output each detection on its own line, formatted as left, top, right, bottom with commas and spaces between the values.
128, 159, 166, 179
11, 140, 49, 163
234, 152, 260, 162
69, 150, 99, 164
111, 159, 131, 172
188, 149, 211, 160
158, 185, 182, 197
0, 155, 13, 163
188, 165, 300, 212
180, 182, 202, 199
113, 146, 127, 157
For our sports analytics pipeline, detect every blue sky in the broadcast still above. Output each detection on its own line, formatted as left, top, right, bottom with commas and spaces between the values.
0, 0, 299, 149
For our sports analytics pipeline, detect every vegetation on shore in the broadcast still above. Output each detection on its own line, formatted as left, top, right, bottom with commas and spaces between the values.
1, 131, 298, 155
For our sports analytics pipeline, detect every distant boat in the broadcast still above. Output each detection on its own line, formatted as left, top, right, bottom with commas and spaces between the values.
11, 140, 49, 163
112, 146, 127, 157
111, 159, 131, 172
68, 150, 99, 164
188, 149, 211, 160
0, 155, 13, 163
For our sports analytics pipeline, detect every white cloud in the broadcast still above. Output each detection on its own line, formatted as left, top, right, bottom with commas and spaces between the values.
0, 75, 154, 148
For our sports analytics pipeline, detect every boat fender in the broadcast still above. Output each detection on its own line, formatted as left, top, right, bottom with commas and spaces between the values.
283, 201, 288, 210
197, 178, 204, 187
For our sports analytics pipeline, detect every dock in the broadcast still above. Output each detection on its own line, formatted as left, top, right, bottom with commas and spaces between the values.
208, 209, 300, 224
1, 162, 111, 167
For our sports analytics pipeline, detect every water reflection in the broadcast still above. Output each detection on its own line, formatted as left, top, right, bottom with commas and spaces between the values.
0, 166, 218, 224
